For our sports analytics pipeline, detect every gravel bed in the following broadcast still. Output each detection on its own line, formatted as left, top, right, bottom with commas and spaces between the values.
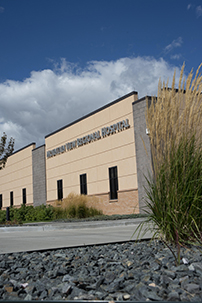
0, 240, 202, 301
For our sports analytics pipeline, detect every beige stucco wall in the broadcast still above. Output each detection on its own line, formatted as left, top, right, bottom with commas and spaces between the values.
0, 143, 35, 209
45, 93, 139, 213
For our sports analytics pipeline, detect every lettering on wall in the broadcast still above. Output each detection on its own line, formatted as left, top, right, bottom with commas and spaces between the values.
47, 118, 130, 158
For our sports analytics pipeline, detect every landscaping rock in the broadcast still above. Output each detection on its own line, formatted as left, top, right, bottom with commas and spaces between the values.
0, 240, 202, 301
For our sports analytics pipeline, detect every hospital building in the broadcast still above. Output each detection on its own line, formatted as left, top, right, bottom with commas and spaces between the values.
0, 91, 152, 215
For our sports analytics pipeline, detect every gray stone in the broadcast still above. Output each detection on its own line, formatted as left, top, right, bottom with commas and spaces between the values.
104, 271, 116, 283
95, 277, 105, 289
52, 294, 63, 300
101, 281, 120, 293
152, 262, 160, 271
75, 293, 95, 300
0, 240, 202, 301
180, 290, 190, 301
164, 269, 176, 279
160, 274, 173, 287
192, 262, 202, 274
158, 287, 169, 298
147, 292, 162, 301
61, 283, 72, 295
62, 274, 76, 283
189, 264, 195, 271
184, 283, 200, 293
179, 275, 189, 284
24, 284, 35, 294
39, 289, 48, 299
94, 291, 106, 299
54, 253, 67, 258
175, 264, 189, 272
68, 286, 86, 300
167, 290, 180, 301
9, 279, 21, 291
24, 293, 32, 301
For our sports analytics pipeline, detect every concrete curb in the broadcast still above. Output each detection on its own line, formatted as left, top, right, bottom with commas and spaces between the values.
0, 218, 146, 232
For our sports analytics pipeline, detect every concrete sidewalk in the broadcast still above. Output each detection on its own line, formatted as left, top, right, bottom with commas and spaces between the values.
0, 218, 154, 254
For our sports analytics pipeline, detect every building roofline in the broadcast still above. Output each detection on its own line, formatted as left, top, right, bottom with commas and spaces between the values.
32, 144, 45, 152
45, 91, 138, 139
132, 95, 153, 105
11, 142, 36, 156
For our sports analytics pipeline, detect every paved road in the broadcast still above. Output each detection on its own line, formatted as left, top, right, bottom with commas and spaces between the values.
0, 218, 154, 254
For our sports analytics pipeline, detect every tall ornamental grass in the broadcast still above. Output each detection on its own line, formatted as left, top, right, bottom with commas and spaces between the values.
53, 192, 103, 219
137, 63, 202, 262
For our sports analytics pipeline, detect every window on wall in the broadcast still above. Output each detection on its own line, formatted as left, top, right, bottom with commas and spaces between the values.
22, 188, 26, 204
0, 194, 2, 210
80, 173, 87, 195
57, 179, 63, 200
10, 191, 13, 207
109, 166, 119, 200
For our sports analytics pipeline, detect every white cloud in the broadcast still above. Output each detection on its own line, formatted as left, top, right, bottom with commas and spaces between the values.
187, 4, 202, 17
170, 54, 181, 60
196, 5, 202, 17
0, 6, 4, 13
0, 57, 182, 151
164, 37, 183, 53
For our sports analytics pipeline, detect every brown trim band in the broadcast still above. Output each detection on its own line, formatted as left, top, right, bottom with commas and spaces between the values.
117, 188, 138, 193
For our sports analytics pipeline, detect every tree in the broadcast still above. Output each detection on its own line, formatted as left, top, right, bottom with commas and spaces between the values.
0, 132, 15, 170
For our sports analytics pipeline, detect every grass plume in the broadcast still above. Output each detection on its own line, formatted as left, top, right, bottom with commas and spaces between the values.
146, 63, 202, 174
53, 192, 103, 219
136, 63, 202, 264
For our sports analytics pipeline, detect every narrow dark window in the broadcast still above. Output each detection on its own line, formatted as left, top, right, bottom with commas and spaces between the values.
80, 174, 87, 195
109, 166, 119, 200
57, 179, 63, 200
0, 194, 2, 210
10, 191, 13, 207
22, 188, 26, 204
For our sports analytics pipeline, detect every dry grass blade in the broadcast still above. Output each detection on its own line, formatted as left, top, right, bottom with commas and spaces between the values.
137, 63, 202, 264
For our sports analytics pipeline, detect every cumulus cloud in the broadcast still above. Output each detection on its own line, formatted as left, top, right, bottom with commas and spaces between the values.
164, 37, 183, 54
0, 57, 182, 151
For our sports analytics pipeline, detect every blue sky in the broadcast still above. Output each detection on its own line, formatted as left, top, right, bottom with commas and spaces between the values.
0, 0, 202, 151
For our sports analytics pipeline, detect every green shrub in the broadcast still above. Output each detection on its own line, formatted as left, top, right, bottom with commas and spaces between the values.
10, 204, 27, 222
88, 206, 103, 217
0, 195, 102, 223
34, 204, 54, 221
67, 204, 77, 218
0, 210, 6, 223
24, 205, 36, 222
52, 206, 67, 220
0, 204, 54, 224
77, 203, 88, 218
